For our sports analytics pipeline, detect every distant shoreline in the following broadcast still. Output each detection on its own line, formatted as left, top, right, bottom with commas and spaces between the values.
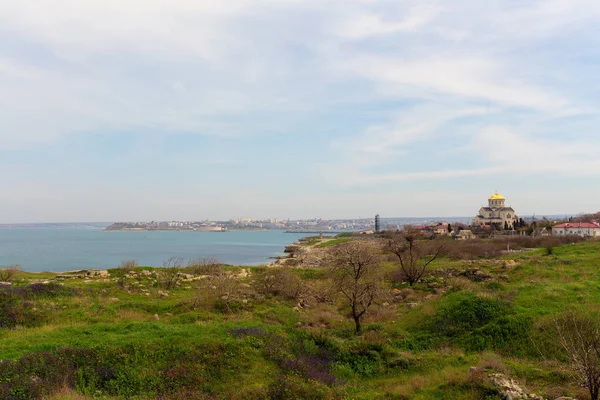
103, 228, 267, 232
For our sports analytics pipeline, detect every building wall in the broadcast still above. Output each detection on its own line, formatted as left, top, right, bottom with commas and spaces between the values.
552, 227, 600, 237
473, 208, 517, 227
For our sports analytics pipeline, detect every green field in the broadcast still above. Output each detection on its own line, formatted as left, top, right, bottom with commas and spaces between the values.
0, 240, 598, 399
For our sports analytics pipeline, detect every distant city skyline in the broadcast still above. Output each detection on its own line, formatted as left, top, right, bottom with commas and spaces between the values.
1, 1, 600, 223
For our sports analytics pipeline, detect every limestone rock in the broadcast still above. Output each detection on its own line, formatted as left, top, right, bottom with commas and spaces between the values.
488, 373, 544, 400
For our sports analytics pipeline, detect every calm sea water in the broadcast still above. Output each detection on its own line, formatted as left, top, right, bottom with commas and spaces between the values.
0, 229, 308, 272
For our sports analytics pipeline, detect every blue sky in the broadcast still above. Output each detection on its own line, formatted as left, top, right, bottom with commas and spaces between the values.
1, 0, 600, 222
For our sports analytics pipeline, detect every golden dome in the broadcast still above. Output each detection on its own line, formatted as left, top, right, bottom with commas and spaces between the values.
489, 192, 505, 200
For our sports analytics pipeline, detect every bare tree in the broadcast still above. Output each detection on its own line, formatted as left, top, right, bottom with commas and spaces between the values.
195, 269, 240, 313
256, 268, 305, 300
0, 264, 22, 282
329, 241, 383, 334
160, 256, 184, 290
163, 256, 184, 269
386, 229, 446, 286
555, 311, 600, 400
188, 256, 221, 275
117, 259, 138, 273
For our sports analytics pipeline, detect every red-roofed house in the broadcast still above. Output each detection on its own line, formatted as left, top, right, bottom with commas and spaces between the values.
552, 222, 600, 237
433, 224, 449, 236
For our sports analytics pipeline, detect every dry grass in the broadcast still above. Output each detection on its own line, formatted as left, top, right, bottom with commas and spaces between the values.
42, 386, 100, 400
478, 352, 507, 373
302, 305, 344, 329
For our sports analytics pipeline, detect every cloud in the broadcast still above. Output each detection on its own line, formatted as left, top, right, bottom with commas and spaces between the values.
1, 0, 600, 220
335, 55, 568, 111
331, 4, 442, 39
334, 126, 600, 186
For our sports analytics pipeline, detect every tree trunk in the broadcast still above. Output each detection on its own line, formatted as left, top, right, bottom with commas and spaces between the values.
354, 315, 362, 335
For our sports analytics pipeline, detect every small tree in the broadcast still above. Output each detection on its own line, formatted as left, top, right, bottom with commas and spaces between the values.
257, 268, 305, 300
195, 269, 240, 313
160, 256, 184, 290
329, 241, 383, 334
117, 259, 138, 275
386, 229, 445, 286
188, 257, 221, 275
555, 311, 600, 400
0, 264, 21, 282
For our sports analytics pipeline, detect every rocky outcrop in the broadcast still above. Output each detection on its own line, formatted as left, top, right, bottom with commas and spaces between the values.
488, 373, 544, 400
56, 270, 110, 279
461, 268, 493, 282
465, 259, 520, 268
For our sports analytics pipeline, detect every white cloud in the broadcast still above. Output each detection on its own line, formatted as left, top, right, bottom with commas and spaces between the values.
1, 0, 600, 220
336, 55, 568, 111
335, 126, 600, 186
331, 4, 442, 39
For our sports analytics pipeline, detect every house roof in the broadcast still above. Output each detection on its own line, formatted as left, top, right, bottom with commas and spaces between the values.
553, 222, 600, 229
434, 224, 448, 230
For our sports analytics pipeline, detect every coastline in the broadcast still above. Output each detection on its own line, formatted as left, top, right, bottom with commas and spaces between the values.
2, 229, 307, 273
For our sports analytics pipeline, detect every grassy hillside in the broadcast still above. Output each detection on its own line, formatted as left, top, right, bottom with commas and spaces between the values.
0, 239, 598, 399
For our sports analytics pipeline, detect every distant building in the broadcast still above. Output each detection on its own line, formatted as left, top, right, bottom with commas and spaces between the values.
552, 222, 600, 237
456, 230, 476, 240
472, 192, 518, 229
433, 224, 449, 236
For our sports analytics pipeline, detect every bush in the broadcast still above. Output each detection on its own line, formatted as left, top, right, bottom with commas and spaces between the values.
187, 257, 222, 275
0, 347, 109, 399
0, 283, 77, 329
334, 342, 386, 378
445, 235, 586, 260
0, 264, 21, 282
464, 314, 532, 352
267, 375, 333, 400
116, 259, 138, 274
255, 268, 305, 300
423, 292, 532, 353
428, 292, 511, 338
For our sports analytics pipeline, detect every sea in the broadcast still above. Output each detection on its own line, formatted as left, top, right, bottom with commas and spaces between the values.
0, 228, 310, 272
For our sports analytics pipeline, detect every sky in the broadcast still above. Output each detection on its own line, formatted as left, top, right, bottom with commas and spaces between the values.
1, 0, 600, 223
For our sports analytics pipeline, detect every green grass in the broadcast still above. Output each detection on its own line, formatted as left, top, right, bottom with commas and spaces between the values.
316, 238, 351, 247
1, 241, 599, 398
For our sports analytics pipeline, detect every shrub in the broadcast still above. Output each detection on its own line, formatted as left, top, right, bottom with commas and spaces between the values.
423, 292, 533, 354
0, 292, 20, 329
464, 314, 532, 351
334, 342, 386, 378
255, 268, 305, 300
0, 264, 21, 282
0, 283, 77, 329
187, 257, 222, 275
267, 375, 333, 400
116, 260, 138, 274
0, 347, 108, 399
444, 235, 585, 260
428, 292, 511, 338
